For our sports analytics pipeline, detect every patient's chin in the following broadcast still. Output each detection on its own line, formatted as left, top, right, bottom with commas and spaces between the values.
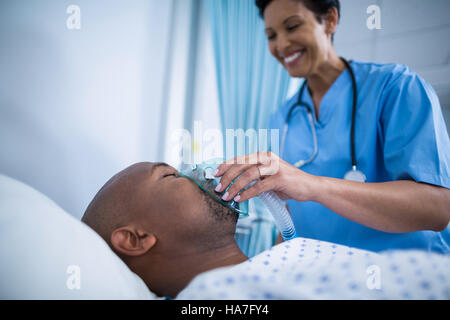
204, 195, 238, 224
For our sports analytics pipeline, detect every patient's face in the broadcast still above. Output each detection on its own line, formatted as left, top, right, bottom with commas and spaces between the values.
123, 162, 237, 245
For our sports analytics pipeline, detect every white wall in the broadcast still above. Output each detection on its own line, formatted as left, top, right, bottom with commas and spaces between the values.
0, 0, 174, 218
334, 0, 450, 128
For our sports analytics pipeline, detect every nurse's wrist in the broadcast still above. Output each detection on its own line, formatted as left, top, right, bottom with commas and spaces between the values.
307, 175, 337, 204
298, 173, 324, 203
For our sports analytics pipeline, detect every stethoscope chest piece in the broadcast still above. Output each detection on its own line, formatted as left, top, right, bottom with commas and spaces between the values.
344, 166, 366, 182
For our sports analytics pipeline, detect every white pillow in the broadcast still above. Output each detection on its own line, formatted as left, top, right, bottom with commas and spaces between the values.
0, 174, 156, 299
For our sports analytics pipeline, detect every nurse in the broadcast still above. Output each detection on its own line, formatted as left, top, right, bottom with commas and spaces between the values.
213, 0, 450, 253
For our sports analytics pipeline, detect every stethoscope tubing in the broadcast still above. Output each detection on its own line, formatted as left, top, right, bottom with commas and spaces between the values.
281, 57, 358, 170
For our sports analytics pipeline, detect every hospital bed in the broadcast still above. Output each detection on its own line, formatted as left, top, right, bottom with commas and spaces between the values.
0, 174, 448, 299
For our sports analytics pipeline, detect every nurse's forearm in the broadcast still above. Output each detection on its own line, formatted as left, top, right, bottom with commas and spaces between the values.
309, 177, 450, 233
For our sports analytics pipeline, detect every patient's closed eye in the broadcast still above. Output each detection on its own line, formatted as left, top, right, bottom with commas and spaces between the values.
162, 172, 178, 178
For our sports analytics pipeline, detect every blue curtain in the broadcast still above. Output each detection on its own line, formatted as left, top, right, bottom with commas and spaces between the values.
205, 0, 291, 257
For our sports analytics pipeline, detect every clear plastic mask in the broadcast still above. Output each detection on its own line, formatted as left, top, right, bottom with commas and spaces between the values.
178, 159, 249, 217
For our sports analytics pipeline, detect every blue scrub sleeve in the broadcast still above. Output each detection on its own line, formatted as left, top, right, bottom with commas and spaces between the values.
380, 69, 450, 189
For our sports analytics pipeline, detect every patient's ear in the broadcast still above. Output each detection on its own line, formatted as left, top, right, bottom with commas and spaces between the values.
110, 226, 157, 257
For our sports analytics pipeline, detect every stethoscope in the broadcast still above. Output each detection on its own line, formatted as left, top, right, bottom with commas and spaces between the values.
280, 57, 366, 182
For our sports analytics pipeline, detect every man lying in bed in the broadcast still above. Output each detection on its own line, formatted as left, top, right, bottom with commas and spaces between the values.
82, 162, 247, 298
82, 162, 450, 299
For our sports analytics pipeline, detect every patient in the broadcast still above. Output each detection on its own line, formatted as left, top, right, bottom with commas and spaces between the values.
82, 162, 248, 298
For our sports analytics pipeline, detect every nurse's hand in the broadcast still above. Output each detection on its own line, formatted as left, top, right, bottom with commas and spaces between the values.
213, 152, 317, 203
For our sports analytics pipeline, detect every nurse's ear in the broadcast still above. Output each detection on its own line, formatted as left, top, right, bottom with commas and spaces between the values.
110, 226, 157, 257
323, 7, 339, 38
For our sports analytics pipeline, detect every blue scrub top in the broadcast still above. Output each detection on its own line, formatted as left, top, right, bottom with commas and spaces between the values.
269, 60, 450, 253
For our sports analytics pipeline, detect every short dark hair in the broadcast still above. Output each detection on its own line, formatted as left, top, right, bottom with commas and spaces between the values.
255, 0, 341, 23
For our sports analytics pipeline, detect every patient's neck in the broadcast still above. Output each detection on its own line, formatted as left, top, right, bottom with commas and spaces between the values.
139, 241, 247, 298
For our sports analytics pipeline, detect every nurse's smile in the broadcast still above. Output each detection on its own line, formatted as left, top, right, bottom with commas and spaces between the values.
283, 49, 305, 68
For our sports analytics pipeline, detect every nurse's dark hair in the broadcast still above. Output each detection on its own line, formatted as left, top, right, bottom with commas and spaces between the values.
255, 0, 340, 20
255, 0, 341, 41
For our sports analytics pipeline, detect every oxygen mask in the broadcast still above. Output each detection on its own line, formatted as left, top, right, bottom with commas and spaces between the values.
178, 159, 249, 217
